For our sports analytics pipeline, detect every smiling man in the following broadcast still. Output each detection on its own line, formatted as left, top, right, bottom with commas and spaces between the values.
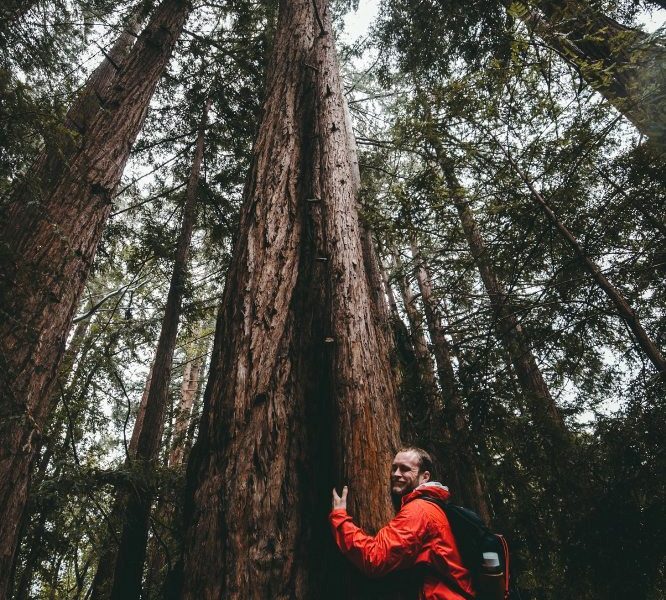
330, 447, 475, 599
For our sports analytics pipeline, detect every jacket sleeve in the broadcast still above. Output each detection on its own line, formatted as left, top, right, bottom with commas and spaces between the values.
329, 504, 431, 577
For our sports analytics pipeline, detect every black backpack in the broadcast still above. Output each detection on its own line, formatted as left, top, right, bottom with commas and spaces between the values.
420, 496, 512, 600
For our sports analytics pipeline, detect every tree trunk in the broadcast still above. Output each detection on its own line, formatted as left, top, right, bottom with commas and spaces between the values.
391, 251, 439, 444
410, 241, 492, 524
129, 364, 154, 458
0, 1, 190, 594
105, 98, 209, 600
379, 256, 418, 375
392, 251, 438, 397
143, 354, 204, 599
508, 155, 666, 374
169, 357, 203, 467
510, 0, 665, 141
426, 137, 567, 445
179, 0, 401, 597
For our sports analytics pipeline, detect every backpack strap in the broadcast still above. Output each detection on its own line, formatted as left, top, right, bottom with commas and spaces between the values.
417, 496, 476, 600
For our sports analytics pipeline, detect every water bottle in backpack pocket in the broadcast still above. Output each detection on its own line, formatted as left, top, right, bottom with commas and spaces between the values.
420, 496, 511, 600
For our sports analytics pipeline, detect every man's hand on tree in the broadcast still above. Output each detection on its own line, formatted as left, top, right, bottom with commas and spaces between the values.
332, 486, 348, 511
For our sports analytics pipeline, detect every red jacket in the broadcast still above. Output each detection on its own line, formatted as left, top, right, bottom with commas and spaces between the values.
329, 483, 475, 599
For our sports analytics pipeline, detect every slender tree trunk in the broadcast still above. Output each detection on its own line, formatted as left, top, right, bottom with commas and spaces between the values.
129, 364, 154, 457
392, 251, 438, 397
391, 251, 439, 445
426, 136, 567, 444
410, 241, 492, 523
0, 1, 190, 594
510, 0, 665, 141
143, 354, 203, 599
105, 98, 210, 600
451, 181, 565, 436
169, 357, 202, 467
379, 256, 417, 372
89, 361, 154, 598
179, 1, 401, 597
508, 156, 666, 374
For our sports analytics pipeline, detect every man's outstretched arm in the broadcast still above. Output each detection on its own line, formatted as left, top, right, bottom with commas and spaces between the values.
329, 486, 429, 577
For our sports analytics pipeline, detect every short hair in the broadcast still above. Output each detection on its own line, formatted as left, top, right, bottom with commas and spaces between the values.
399, 446, 435, 478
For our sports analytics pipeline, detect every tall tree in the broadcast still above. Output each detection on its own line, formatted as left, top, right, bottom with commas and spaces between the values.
410, 241, 492, 523
505, 153, 666, 373
93, 97, 211, 599
179, 0, 401, 596
425, 130, 568, 446
379, 0, 665, 142
510, 0, 665, 141
0, 0, 191, 593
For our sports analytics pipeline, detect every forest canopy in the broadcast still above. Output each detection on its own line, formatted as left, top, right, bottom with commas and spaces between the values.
0, 0, 664, 598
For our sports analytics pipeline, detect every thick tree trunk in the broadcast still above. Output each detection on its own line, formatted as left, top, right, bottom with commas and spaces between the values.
105, 98, 209, 600
410, 241, 492, 524
508, 156, 666, 374
511, 0, 665, 141
179, 1, 401, 598
0, 1, 190, 594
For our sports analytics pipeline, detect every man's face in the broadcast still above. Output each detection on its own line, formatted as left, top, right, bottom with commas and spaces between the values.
390, 451, 430, 501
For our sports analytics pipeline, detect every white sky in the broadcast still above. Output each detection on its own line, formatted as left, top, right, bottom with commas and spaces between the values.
341, 0, 380, 44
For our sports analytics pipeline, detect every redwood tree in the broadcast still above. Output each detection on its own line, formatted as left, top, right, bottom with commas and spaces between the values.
0, 0, 191, 593
179, 0, 401, 597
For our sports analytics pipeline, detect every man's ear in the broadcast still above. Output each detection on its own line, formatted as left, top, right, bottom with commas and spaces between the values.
422, 470, 431, 482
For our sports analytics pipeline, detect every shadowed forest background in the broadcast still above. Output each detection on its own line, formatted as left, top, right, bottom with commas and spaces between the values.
0, 0, 664, 598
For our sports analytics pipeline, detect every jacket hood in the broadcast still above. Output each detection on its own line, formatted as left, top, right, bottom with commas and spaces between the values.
402, 481, 451, 506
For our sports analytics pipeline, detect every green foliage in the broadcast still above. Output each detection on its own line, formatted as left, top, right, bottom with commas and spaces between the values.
3, 0, 664, 598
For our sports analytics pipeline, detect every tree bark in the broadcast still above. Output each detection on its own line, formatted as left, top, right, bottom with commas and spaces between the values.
104, 97, 210, 600
392, 251, 438, 398
510, 0, 665, 141
410, 241, 492, 524
0, 1, 190, 594
508, 155, 666, 374
179, 0, 401, 597
169, 356, 203, 467
391, 251, 439, 445
143, 353, 204, 599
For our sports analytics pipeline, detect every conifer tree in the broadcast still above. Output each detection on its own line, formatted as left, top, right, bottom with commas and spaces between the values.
0, 0, 191, 592
179, 0, 401, 596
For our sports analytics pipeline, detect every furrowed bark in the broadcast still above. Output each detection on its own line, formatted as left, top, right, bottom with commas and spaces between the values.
0, 1, 190, 594
410, 241, 492, 523
508, 155, 666, 374
180, 0, 400, 598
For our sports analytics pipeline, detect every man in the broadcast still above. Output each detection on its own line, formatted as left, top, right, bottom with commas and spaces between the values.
330, 447, 475, 599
